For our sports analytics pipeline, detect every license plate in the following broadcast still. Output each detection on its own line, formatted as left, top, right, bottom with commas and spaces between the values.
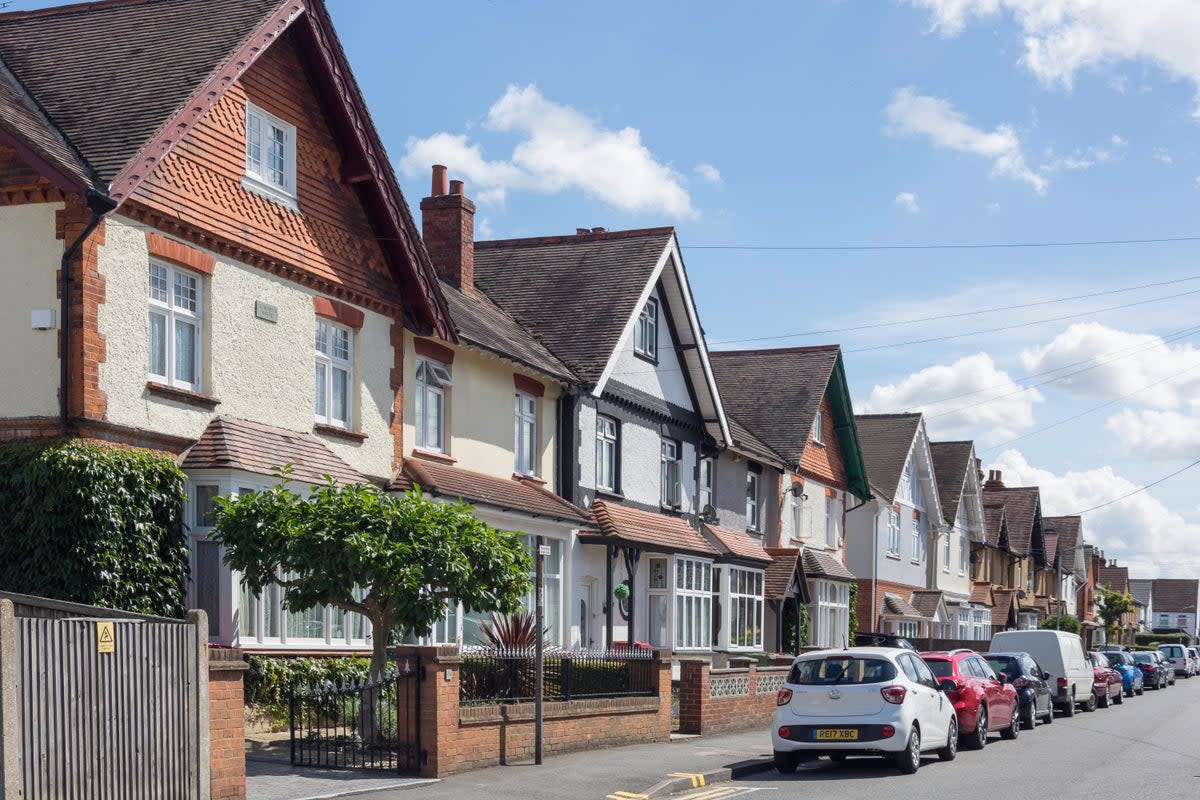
814, 729, 858, 741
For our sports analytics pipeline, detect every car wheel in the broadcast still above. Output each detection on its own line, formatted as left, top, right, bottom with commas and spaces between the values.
1113, 688, 1124, 705
938, 717, 958, 762
1098, 688, 1109, 709
1083, 692, 1097, 712
774, 750, 800, 774
965, 707, 988, 750
828, 754, 848, 763
1042, 703, 1053, 724
895, 727, 921, 775
1001, 705, 1019, 740
1020, 702, 1036, 730
1135, 684, 1144, 696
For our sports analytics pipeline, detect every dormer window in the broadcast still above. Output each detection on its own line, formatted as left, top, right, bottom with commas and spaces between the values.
244, 103, 297, 208
634, 298, 658, 361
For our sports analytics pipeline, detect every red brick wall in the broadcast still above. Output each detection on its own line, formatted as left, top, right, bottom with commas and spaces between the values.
798, 394, 848, 489
677, 659, 790, 736
56, 195, 108, 423
856, 578, 927, 633
209, 649, 248, 800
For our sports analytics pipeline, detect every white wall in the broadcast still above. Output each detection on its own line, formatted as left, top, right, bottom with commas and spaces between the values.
98, 215, 397, 479
0, 203, 63, 416
606, 285, 693, 409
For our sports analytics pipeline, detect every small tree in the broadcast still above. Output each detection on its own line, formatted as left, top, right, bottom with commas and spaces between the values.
1040, 614, 1082, 635
1096, 586, 1135, 644
212, 478, 533, 684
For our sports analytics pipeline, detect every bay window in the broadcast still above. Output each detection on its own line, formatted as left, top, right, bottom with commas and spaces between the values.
596, 416, 618, 492
148, 262, 202, 391
521, 535, 562, 645
314, 320, 352, 428
415, 357, 452, 451
958, 609, 970, 639
811, 579, 850, 649
896, 620, 919, 638
973, 609, 989, 639
674, 557, 711, 650
727, 567, 764, 649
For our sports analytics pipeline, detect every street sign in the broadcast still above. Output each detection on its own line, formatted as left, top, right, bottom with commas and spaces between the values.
96, 621, 115, 654
538, 544, 552, 556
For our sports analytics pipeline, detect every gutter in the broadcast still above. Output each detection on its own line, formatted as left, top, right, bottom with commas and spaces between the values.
59, 188, 117, 437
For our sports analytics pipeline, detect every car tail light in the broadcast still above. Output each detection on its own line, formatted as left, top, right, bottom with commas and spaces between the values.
881, 725, 895, 738
880, 685, 907, 704
1012, 677, 1029, 689
778, 726, 792, 740
1057, 677, 1069, 689
776, 688, 793, 706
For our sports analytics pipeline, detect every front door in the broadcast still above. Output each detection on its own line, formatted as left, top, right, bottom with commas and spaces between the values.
577, 581, 594, 648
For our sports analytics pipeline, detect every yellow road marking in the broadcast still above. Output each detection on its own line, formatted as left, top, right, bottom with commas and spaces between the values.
667, 771, 707, 787
606, 792, 649, 800
670, 787, 739, 800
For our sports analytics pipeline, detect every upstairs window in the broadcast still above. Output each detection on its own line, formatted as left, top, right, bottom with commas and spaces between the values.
634, 298, 659, 361
910, 516, 921, 562
812, 408, 824, 445
825, 494, 839, 547
698, 457, 714, 511
943, 527, 952, 571
148, 262, 202, 392
315, 320, 352, 428
886, 509, 901, 554
245, 103, 297, 204
415, 358, 452, 452
959, 527, 968, 574
514, 392, 537, 475
746, 470, 760, 531
596, 416, 619, 492
661, 438, 681, 508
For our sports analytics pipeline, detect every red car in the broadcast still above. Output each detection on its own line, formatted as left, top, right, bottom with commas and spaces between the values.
1087, 651, 1125, 709
921, 649, 1019, 749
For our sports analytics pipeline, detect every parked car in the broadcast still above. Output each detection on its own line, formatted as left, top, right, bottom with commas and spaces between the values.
1157, 644, 1191, 678
1101, 650, 1144, 697
982, 651, 1055, 728
1131, 651, 1170, 690
989, 630, 1092, 717
773, 648, 959, 775
1187, 647, 1199, 676
854, 632, 917, 650
920, 650, 1019, 748
1087, 651, 1124, 709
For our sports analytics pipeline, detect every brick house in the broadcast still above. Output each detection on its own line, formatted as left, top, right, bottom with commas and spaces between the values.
979, 470, 1048, 631
708, 346, 871, 652
1042, 515, 1083, 621
0, 0, 455, 651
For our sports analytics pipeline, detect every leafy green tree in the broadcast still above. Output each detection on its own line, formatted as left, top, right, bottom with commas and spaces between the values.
212, 479, 533, 682
1096, 586, 1135, 643
1040, 613, 1082, 635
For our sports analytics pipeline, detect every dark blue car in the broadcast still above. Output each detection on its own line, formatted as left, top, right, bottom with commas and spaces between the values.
1100, 650, 1145, 697
983, 651, 1055, 729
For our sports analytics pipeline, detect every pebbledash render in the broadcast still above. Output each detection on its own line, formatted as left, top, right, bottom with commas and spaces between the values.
0, 0, 454, 652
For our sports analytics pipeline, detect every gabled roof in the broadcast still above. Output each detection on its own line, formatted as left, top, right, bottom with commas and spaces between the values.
709, 346, 869, 501
992, 589, 1018, 627
0, 0, 453, 340
581, 500, 720, 558
1097, 565, 1130, 593
854, 413, 923, 502
701, 524, 773, 565
1043, 532, 1059, 565
1151, 579, 1199, 614
1042, 516, 1081, 572
725, 418, 784, 466
764, 548, 803, 601
182, 415, 366, 485
802, 548, 856, 582
981, 482, 1041, 556
970, 582, 994, 606
982, 503, 1007, 547
882, 593, 927, 619
1129, 579, 1153, 609
929, 441, 974, 524
910, 590, 946, 620
394, 456, 589, 524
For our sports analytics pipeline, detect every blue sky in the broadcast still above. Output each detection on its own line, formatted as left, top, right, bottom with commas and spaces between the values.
22, 0, 1200, 576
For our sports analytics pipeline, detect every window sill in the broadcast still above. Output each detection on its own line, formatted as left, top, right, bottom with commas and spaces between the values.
513, 472, 547, 486
595, 488, 624, 501
313, 423, 366, 442
146, 381, 220, 409
240, 175, 300, 213
411, 448, 456, 465
910, 559, 922, 566
884, 552, 902, 561
811, 440, 826, 449
633, 350, 658, 366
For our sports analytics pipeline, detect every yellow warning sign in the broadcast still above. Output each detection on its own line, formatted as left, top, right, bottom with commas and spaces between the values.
96, 621, 115, 654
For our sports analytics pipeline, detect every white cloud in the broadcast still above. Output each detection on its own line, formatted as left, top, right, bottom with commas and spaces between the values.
476, 217, 495, 240
863, 352, 1043, 443
1153, 147, 1174, 165
694, 163, 722, 184
986, 201, 1001, 213
895, 191, 920, 213
909, 1, 1200, 114
1041, 134, 1126, 172
1105, 403, 1200, 459
1020, 322, 1200, 408
399, 84, 696, 218
885, 86, 1047, 194
989, 449, 1200, 578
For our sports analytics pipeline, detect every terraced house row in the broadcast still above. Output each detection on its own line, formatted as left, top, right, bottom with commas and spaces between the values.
0, 0, 1170, 666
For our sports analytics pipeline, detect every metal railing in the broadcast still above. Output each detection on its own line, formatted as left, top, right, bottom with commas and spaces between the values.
459, 646, 656, 706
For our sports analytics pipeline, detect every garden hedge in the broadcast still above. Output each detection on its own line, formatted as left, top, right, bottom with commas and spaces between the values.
1135, 631, 1192, 647
0, 439, 189, 616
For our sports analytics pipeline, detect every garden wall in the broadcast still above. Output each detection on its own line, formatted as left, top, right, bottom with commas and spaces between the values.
676, 657, 791, 736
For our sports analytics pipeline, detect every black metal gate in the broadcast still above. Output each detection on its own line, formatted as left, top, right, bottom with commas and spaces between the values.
289, 655, 422, 773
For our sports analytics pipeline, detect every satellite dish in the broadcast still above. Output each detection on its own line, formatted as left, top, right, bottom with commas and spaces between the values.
700, 504, 718, 523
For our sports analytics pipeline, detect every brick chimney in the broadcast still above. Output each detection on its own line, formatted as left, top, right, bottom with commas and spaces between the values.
983, 469, 1005, 490
420, 164, 475, 291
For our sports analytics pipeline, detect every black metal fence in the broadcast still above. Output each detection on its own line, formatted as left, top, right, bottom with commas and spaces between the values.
289, 655, 422, 773
459, 647, 657, 706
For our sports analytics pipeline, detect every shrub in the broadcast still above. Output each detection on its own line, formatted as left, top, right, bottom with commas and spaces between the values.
1135, 631, 1192, 647
1040, 614, 1082, 634
0, 439, 188, 616
245, 655, 372, 707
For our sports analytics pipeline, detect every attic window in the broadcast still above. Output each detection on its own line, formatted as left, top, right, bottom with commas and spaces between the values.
634, 298, 658, 361
812, 408, 824, 445
244, 103, 297, 209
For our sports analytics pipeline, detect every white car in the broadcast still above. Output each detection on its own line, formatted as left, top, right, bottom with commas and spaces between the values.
772, 647, 959, 775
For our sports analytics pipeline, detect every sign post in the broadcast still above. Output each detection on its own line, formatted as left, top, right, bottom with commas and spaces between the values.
535, 537, 548, 765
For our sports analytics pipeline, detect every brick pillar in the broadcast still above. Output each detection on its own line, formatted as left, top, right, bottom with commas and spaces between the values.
677, 658, 711, 735
654, 649, 673, 737
396, 645, 461, 778
208, 647, 248, 800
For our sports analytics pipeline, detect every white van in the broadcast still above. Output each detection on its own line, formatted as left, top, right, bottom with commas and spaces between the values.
990, 630, 1093, 716
1157, 644, 1190, 678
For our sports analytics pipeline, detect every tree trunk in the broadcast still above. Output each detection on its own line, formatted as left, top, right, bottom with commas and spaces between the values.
360, 612, 392, 743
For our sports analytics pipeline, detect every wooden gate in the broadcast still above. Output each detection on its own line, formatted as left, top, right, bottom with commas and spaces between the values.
0, 593, 209, 800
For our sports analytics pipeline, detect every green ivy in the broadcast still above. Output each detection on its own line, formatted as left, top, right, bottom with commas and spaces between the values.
848, 581, 859, 638
245, 655, 372, 707
0, 439, 188, 616
797, 600, 810, 648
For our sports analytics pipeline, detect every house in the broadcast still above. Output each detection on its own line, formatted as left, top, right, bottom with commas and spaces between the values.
1096, 560, 1138, 645
1150, 578, 1199, 641
928, 442, 990, 639
469, 225, 772, 655
1077, 545, 1105, 646
708, 346, 870, 651
391, 167, 591, 648
846, 413, 947, 639
1042, 515, 1082, 621
0, 0, 455, 651
980, 470, 1047, 630
1129, 578, 1153, 632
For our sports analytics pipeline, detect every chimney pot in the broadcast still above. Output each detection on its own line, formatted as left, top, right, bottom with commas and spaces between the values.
421, 170, 475, 292
431, 164, 448, 196
576, 228, 590, 235
591, 227, 606, 234
450, 179, 464, 196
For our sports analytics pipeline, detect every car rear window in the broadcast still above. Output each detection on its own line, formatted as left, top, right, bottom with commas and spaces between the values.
922, 658, 953, 678
985, 656, 1016, 676
1132, 653, 1154, 664
1161, 646, 1184, 657
788, 657, 897, 685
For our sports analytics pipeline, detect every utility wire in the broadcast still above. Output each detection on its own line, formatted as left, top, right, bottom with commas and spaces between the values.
712, 275, 1200, 345
1069, 458, 1200, 516
685, 235, 1200, 252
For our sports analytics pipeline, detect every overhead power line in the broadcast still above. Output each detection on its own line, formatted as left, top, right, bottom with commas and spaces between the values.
685, 235, 1200, 252
1069, 458, 1200, 517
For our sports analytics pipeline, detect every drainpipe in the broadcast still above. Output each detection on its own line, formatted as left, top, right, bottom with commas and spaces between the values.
59, 189, 116, 437
871, 504, 879, 632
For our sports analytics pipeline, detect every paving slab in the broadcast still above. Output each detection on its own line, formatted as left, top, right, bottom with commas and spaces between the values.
246, 756, 438, 800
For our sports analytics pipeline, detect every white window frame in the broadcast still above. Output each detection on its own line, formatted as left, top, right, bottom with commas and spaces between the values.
514, 392, 537, 476
698, 457, 714, 511
661, 439, 681, 509
811, 578, 849, 649
415, 357, 452, 452
887, 509, 901, 554
811, 408, 824, 445
745, 470, 760, 531
910, 516, 921, 562
243, 102, 298, 207
824, 494, 839, 547
634, 297, 659, 360
943, 527, 952, 572
973, 609, 989, 639
726, 566, 764, 650
895, 620, 919, 638
674, 556, 712, 651
596, 416, 618, 492
148, 261, 202, 392
958, 609, 970, 639
314, 319, 353, 429
791, 491, 806, 541
959, 527, 968, 574
648, 557, 671, 648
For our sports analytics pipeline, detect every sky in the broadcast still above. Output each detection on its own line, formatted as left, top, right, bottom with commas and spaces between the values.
21, 0, 1200, 578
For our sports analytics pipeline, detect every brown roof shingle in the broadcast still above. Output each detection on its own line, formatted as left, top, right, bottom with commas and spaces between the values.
929, 441, 974, 524
1042, 516, 1081, 572
883, 593, 927, 619
970, 582, 994, 606
1151, 579, 1199, 614
764, 548, 802, 600
802, 548, 856, 582
582, 500, 720, 558
854, 413, 922, 502
992, 589, 1018, 627
473, 228, 674, 386
398, 457, 588, 524
182, 415, 367, 485
983, 503, 1007, 548
701, 524, 773, 564
1097, 565, 1130, 593
910, 590, 945, 619
982, 485, 1041, 555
